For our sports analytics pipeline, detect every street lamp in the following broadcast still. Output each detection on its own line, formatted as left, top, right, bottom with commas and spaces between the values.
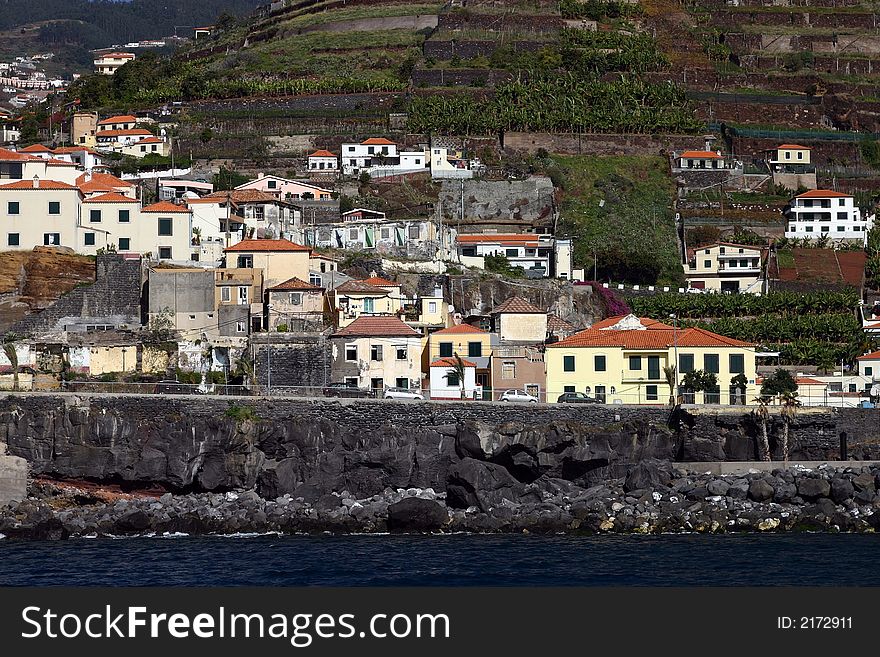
670, 313, 679, 403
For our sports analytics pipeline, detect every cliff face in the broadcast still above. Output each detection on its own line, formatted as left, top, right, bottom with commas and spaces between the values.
0, 395, 866, 503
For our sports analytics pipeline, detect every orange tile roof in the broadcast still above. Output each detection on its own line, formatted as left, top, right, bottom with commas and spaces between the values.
778, 144, 810, 149
136, 136, 164, 144
548, 317, 753, 349
361, 137, 396, 145
433, 323, 486, 335
361, 276, 398, 287
857, 350, 880, 361
19, 144, 53, 152
141, 200, 190, 213
44, 158, 77, 166
0, 179, 76, 190
96, 128, 152, 138
268, 276, 324, 291
52, 146, 100, 155
457, 233, 540, 245
224, 239, 311, 252
98, 115, 137, 125
83, 192, 138, 203
796, 189, 850, 199
492, 296, 545, 314
430, 357, 477, 368
334, 280, 388, 294
185, 197, 225, 204
796, 377, 824, 385
0, 147, 39, 161
680, 150, 723, 159
309, 149, 336, 158
206, 189, 279, 203
76, 172, 132, 193
97, 53, 135, 59
333, 315, 421, 338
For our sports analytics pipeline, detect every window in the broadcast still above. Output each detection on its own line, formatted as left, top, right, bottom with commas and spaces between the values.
7, 233, 19, 246
502, 361, 516, 379
785, 151, 791, 160
595, 385, 606, 403
396, 378, 409, 389
140, 145, 146, 153
90, 209, 101, 223
594, 355, 606, 372
439, 342, 453, 357
236, 321, 246, 333
221, 287, 231, 302
288, 292, 303, 305
7, 201, 19, 215
564, 385, 576, 393
237, 255, 253, 268
704, 353, 719, 374
371, 345, 383, 361
396, 346, 407, 360
348, 146, 355, 152
43, 233, 60, 245
158, 247, 172, 260
837, 212, 847, 221
837, 226, 845, 232
563, 355, 575, 372
646, 385, 658, 401
267, 180, 276, 189
363, 297, 374, 313
797, 151, 803, 160
468, 341, 482, 357
48, 201, 60, 215
866, 366, 873, 376
158, 218, 172, 236
446, 373, 460, 387
839, 198, 846, 206
118, 209, 130, 223
629, 356, 641, 371
648, 356, 660, 380
349, 228, 358, 240
805, 226, 813, 233
729, 354, 745, 374
310, 273, 322, 286
381, 228, 390, 239
408, 225, 420, 239
704, 385, 721, 404
116, 237, 130, 251
84, 232, 95, 246
719, 247, 725, 254
428, 301, 437, 313
679, 354, 694, 373
506, 248, 518, 258
704, 260, 711, 268
821, 226, 829, 233
345, 344, 358, 361
238, 286, 248, 304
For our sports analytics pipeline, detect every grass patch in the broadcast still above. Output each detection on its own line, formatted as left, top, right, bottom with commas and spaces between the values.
280, 3, 444, 29
551, 155, 684, 287
224, 403, 259, 422
777, 248, 795, 269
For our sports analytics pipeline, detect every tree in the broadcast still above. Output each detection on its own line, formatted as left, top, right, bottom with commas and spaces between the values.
761, 368, 797, 397
443, 353, 467, 399
199, 127, 214, 143
779, 391, 800, 464
2, 333, 21, 392
213, 167, 249, 191
753, 395, 772, 461
730, 372, 748, 405
680, 369, 717, 403
663, 364, 677, 405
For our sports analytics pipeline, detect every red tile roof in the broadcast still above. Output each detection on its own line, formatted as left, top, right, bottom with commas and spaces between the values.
430, 357, 477, 368
44, 158, 77, 167
136, 136, 164, 144
796, 189, 851, 199
680, 150, 723, 159
361, 276, 398, 287
334, 280, 388, 294
76, 172, 133, 193
83, 192, 138, 203
361, 137, 396, 145
777, 144, 810, 150
52, 146, 100, 155
492, 296, 545, 314
433, 323, 487, 335
268, 276, 324, 291
457, 233, 540, 245
547, 314, 577, 332
0, 147, 39, 161
96, 128, 152, 138
332, 315, 421, 337
224, 239, 311, 252
19, 144, 53, 152
98, 115, 137, 125
206, 189, 279, 203
857, 350, 880, 361
141, 200, 190, 213
309, 150, 336, 158
0, 179, 76, 190
549, 316, 753, 349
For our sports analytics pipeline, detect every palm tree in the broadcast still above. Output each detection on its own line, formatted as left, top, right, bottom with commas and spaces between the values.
2, 333, 20, 392
663, 364, 677, 406
779, 391, 800, 464
443, 352, 467, 400
753, 396, 772, 461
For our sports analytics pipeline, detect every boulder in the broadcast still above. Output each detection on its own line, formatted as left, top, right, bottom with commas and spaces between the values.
624, 459, 672, 493
707, 479, 730, 496
446, 458, 523, 511
387, 498, 448, 532
853, 473, 875, 493
830, 477, 854, 504
748, 479, 774, 502
797, 478, 831, 501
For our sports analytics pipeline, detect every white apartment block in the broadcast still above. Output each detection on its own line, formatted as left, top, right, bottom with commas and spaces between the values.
340, 138, 428, 176
784, 190, 873, 242
684, 242, 766, 294
456, 233, 573, 279
94, 53, 135, 75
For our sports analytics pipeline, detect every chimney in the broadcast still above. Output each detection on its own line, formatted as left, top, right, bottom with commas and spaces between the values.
32, 174, 39, 188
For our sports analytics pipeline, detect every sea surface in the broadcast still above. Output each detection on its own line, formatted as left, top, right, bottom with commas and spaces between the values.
1, 533, 878, 586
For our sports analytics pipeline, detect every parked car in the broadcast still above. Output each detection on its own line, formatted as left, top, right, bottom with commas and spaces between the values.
383, 387, 424, 400
556, 392, 602, 404
500, 389, 539, 403
322, 382, 373, 398
154, 380, 196, 395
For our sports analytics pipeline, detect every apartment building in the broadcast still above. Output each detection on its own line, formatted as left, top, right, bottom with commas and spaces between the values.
784, 190, 873, 242
684, 242, 766, 293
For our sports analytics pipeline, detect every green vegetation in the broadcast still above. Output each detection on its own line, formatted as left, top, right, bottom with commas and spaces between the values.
278, 4, 443, 29
224, 403, 259, 422
552, 155, 683, 286
213, 167, 250, 191
629, 291, 859, 318
761, 369, 798, 397
175, 370, 203, 385
560, 28, 667, 74
484, 254, 524, 279
681, 314, 859, 344
559, 0, 643, 20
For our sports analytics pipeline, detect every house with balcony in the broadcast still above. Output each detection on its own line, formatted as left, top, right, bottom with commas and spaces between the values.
340, 138, 428, 176
456, 233, 573, 279
330, 316, 424, 394
310, 208, 449, 259
426, 323, 494, 392
95, 128, 154, 150
329, 279, 400, 328
545, 314, 757, 405
784, 189, 873, 243
93, 52, 135, 75
684, 242, 766, 293
97, 115, 137, 132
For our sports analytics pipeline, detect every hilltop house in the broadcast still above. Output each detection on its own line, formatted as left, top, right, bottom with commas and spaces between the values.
307, 150, 338, 172
545, 314, 757, 405
676, 150, 728, 170
784, 190, 873, 243
684, 242, 767, 294
340, 138, 427, 176
94, 52, 135, 75
456, 233, 573, 279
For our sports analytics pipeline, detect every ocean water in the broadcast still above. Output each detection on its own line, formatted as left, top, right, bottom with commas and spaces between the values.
1, 533, 878, 586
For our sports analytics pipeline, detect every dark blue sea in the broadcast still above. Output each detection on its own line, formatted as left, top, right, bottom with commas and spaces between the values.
1, 534, 878, 586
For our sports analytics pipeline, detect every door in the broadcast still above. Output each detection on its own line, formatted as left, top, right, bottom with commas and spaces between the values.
721, 281, 740, 293
647, 356, 660, 380
363, 297, 374, 313
365, 227, 375, 248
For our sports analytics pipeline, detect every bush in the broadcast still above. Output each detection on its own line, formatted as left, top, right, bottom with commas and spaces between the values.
484, 254, 524, 278
275, 323, 289, 332
224, 404, 259, 422
175, 369, 202, 385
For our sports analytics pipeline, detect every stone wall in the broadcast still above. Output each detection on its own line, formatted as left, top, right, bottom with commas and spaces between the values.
252, 334, 331, 389
503, 132, 705, 156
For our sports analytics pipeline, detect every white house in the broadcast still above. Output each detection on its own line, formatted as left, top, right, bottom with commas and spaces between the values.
339, 138, 428, 176
456, 233, 573, 279
784, 189, 873, 242
95, 128, 154, 149
676, 150, 728, 170
429, 356, 479, 400
97, 115, 138, 132
160, 180, 214, 201
430, 146, 474, 179
234, 174, 333, 201
307, 149, 338, 172
118, 136, 170, 158
94, 52, 135, 75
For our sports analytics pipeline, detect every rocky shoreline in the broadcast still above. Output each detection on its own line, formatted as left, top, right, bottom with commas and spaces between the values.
4, 460, 880, 539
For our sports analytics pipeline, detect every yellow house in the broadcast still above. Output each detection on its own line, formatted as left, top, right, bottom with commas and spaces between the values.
427, 323, 495, 390
546, 314, 757, 405
223, 239, 311, 288
330, 278, 401, 327
490, 296, 548, 342
684, 242, 766, 294
768, 144, 811, 166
